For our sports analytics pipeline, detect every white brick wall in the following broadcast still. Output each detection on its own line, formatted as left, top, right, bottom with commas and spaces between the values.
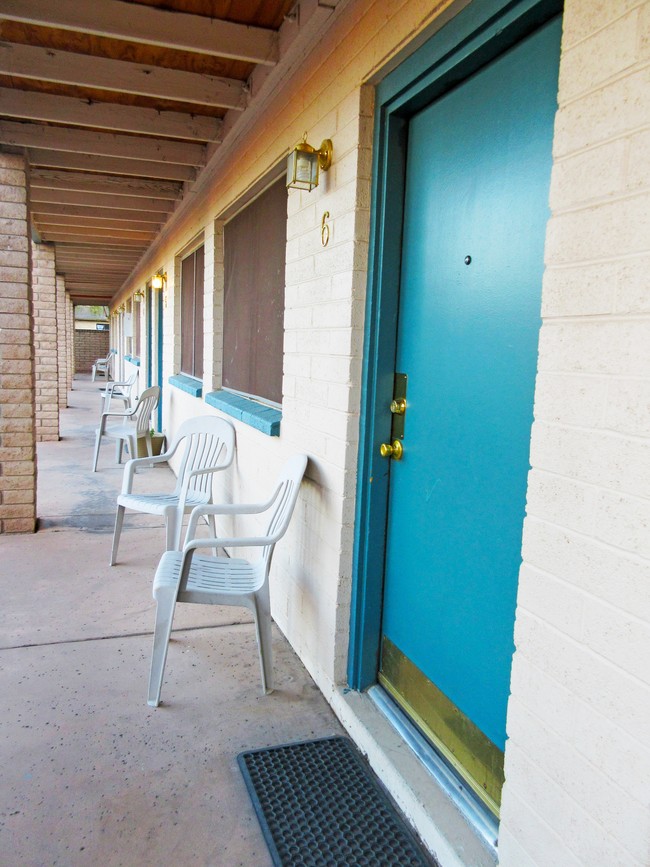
499, 2, 650, 864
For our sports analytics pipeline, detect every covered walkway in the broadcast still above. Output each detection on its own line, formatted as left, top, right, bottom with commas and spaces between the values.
0, 375, 343, 866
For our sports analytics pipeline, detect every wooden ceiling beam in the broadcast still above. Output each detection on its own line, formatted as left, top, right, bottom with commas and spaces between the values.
60, 272, 133, 281
30, 188, 175, 213
31, 211, 162, 231
57, 265, 136, 274
64, 278, 125, 287
53, 242, 141, 254
39, 231, 148, 246
0, 43, 248, 109
0, 88, 222, 142
0, 0, 279, 66
30, 203, 166, 224
54, 242, 140, 253
27, 148, 197, 182
34, 213, 161, 232
38, 224, 155, 241
55, 254, 140, 264
55, 251, 141, 262
2, 121, 206, 166
30, 169, 182, 199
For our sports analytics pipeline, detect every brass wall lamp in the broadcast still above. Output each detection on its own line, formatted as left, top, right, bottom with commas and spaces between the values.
286, 134, 333, 192
151, 273, 166, 290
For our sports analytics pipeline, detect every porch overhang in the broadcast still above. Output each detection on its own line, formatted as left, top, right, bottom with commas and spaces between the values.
0, 0, 342, 307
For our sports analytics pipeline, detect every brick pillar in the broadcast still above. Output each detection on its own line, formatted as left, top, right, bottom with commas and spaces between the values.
66, 294, 75, 388
32, 242, 59, 441
56, 274, 68, 410
0, 151, 36, 534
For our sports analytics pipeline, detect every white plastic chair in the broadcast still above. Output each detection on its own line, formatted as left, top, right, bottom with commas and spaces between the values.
91, 351, 113, 381
147, 453, 308, 707
99, 371, 138, 411
92, 385, 160, 472
110, 415, 236, 564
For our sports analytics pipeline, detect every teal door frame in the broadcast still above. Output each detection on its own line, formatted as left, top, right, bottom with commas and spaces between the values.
348, 0, 562, 690
156, 287, 163, 431
147, 286, 153, 389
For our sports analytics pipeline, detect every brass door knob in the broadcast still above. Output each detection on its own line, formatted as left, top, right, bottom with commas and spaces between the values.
380, 440, 403, 460
390, 398, 406, 415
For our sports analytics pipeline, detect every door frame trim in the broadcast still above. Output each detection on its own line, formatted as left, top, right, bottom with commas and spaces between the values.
348, 0, 562, 690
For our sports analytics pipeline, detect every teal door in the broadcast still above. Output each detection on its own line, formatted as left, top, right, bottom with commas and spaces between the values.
379, 16, 561, 813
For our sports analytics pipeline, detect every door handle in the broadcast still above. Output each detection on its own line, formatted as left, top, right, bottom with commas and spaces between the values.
380, 440, 403, 460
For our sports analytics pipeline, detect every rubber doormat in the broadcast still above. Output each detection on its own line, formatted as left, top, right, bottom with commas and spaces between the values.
238, 736, 438, 866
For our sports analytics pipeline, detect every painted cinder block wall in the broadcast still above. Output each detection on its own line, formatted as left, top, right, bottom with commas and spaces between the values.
110, 0, 649, 863
138, 0, 454, 696
498, 2, 650, 865
0, 151, 36, 534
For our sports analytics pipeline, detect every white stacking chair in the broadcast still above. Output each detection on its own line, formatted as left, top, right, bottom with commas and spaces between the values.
91, 351, 113, 381
99, 371, 138, 411
147, 454, 308, 707
92, 385, 160, 472
110, 415, 236, 564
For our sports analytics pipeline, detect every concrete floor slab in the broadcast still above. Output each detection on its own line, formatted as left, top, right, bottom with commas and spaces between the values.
0, 376, 344, 866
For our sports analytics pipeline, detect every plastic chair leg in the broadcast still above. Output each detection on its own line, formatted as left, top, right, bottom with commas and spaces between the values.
165, 506, 182, 552
147, 586, 178, 707
207, 512, 218, 556
92, 428, 102, 472
116, 438, 124, 464
252, 587, 273, 694
91, 365, 97, 382
110, 505, 125, 566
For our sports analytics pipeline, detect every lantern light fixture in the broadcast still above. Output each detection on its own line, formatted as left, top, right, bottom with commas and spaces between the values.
286, 134, 333, 192
151, 272, 166, 290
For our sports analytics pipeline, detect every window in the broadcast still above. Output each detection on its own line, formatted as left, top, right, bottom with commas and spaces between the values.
180, 245, 204, 380
223, 177, 287, 404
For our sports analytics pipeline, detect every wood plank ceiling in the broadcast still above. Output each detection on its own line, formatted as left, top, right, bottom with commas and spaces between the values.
0, 0, 299, 305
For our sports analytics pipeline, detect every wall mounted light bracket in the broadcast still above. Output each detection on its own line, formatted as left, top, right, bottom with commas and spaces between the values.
151, 273, 166, 290
287, 135, 333, 192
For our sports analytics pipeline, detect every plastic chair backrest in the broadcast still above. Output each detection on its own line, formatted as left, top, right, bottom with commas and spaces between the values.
261, 454, 308, 564
133, 386, 160, 434
102, 371, 138, 408
171, 416, 235, 497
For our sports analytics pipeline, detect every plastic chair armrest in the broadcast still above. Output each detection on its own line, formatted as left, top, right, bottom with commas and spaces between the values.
120, 452, 170, 493
183, 482, 283, 541
101, 406, 135, 422
186, 464, 229, 481
183, 535, 270, 553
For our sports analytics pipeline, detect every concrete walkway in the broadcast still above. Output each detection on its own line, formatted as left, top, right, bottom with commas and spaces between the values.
0, 376, 343, 867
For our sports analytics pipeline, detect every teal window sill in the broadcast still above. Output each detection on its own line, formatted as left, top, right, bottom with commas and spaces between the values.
205, 391, 281, 436
169, 374, 202, 397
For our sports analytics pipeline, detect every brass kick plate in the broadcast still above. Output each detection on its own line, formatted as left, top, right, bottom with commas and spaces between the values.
379, 636, 504, 814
